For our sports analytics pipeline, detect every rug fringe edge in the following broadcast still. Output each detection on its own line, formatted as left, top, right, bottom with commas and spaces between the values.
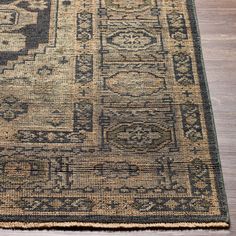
0, 221, 229, 229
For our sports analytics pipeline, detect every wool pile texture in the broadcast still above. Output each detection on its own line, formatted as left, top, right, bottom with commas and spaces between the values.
0, 0, 229, 229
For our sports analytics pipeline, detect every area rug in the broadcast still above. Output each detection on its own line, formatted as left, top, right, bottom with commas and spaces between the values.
0, 0, 229, 229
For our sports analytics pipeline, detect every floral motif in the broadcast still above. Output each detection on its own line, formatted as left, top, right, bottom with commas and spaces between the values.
107, 123, 172, 152
107, 30, 157, 51
0, 96, 28, 122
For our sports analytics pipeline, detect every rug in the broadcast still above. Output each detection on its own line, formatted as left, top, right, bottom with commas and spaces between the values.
0, 0, 229, 229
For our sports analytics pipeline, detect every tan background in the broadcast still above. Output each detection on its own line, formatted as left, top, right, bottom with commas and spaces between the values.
0, 0, 236, 235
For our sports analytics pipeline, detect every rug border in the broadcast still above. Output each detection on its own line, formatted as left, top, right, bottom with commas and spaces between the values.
0, 0, 229, 229
186, 0, 229, 225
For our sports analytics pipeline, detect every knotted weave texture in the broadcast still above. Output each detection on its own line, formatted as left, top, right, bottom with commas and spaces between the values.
0, 0, 229, 229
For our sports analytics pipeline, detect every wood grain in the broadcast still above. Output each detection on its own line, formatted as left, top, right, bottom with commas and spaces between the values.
0, 0, 235, 235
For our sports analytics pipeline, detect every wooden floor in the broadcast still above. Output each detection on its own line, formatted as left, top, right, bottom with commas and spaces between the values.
1, 0, 236, 235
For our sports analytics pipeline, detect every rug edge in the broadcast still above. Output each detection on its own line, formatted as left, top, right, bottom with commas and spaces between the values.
0, 221, 230, 230
186, 0, 230, 225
